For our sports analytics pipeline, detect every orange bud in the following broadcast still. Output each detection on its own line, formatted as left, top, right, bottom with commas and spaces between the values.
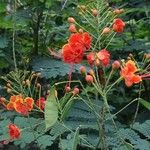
7, 88, 12, 93
96, 59, 100, 66
80, 66, 86, 74
26, 79, 30, 86
68, 17, 75, 23
72, 87, 79, 95
36, 83, 41, 88
47, 90, 50, 95
127, 57, 131, 60
129, 53, 133, 57
92, 9, 98, 17
113, 9, 124, 15
37, 72, 42, 77
65, 86, 71, 92
69, 24, 77, 33
85, 75, 93, 83
79, 28, 83, 33
119, 9, 124, 13
102, 27, 111, 34
78, 5, 86, 11
89, 69, 95, 76
113, 9, 120, 14
0, 97, 6, 103
22, 81, 26, 85
112, 60, 120, 69
145, 54, 150, 59
6, 83, 11, 88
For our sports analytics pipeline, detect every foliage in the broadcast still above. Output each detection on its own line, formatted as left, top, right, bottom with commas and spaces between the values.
0, 0, 150, 150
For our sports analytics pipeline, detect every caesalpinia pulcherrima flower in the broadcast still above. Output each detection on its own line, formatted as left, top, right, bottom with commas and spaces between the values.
87, 49, 110, 67
113, 18, 125, 33
7, 95, 34, 115
8, 124, 21, 139
36, 97, 46, 110
62, 32, 92, 64
120, 60, 142, 87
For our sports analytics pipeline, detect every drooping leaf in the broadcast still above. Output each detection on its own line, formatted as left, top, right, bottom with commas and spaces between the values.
45, 87, 58, 130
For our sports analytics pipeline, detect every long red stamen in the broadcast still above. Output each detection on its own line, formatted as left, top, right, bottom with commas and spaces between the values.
141, 74, 150, 78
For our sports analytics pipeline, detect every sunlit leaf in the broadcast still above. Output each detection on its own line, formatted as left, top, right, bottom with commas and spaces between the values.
45, 87, 58, 130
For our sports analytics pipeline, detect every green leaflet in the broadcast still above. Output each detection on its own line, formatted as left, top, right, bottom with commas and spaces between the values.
72, 127, 80, 150
124, 141, 134, 150
140, 99, 150, 110
61, 98, 75, 121
45, 87, 58, 130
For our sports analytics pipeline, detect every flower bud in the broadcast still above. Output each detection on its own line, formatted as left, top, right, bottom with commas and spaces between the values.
113, 9, 120, 15
80, 66, 86, 74
69, 24, 77, 33
0, 97, 6, 103
7, 88, 12, 93
92, 9, 98, 17
65, 86, 71, 93
119, 9, 124, 13
47, 90, 50, 95
102, 27, 111, 34
22, 81, 26, 86
89, 69, 95, 76
145, 54, 150, 59
26, 79, 30, 86
113, 9, 124, 15
112, 60, 120, 69
79, 28, 83, 33
127, 56, 131, 60
96, 59, 100, 66
78, 5, 86, 11
85, 75, 93, 83
37, 72, 42, 77
6, 83, 11, 88
68, 17, 75, 23
36, 83, 41, 88
129, 53, 133, 57
72, 87, 79, 95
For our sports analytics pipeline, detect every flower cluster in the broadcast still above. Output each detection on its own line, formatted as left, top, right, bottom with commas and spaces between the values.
120, 60, 142, 87
7, 95, 34, 115
62, 32, 92, 64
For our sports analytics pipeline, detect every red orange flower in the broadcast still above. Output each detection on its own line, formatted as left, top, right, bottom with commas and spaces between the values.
36, 97, 45, 110
8, 124, 21, 139
62, 32, 92, 64
97, 49, 110, 66
120, 60, 142, 87
68, 32, 92, 50
7, 95, 34, 115
113, 18, 125, 33
87, 52, 95, 66
62, 43, 85, 63
87, 49, 110, 67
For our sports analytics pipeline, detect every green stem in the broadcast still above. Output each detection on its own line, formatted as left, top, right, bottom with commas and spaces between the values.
105, 77, 122, 94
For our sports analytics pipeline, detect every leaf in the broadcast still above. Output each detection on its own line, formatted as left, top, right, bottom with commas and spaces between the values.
37, 135, 53, 149
140, 99, 150, 110
124, 141, 134, 150
0, 3, 6, 13
31, 57, 89, 79
72, 127, 80, 150
45, 87, 58, 130
61, 98, 75, 120
0, 36, 9, 48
